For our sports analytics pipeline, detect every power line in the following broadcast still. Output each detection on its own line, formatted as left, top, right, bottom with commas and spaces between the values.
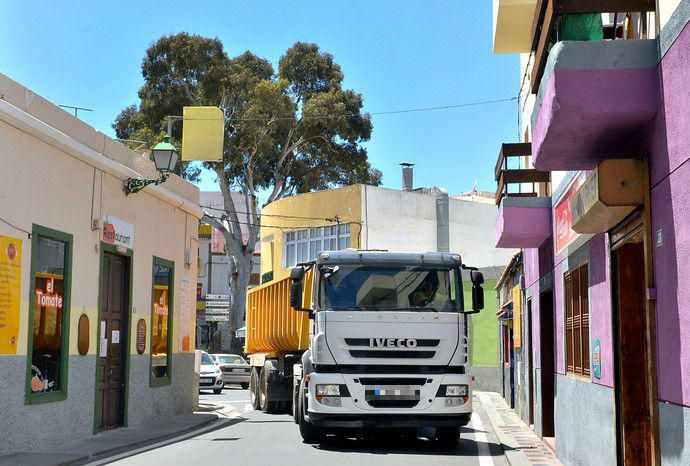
201, 204, 339, 221
0, 216, 31, 238
204, 213, 360, 232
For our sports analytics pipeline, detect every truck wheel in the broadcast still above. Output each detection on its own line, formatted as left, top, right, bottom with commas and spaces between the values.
260, 364, 280, 413
436, 427, 460, 446
298, 381, 323, 444
250, 367, 262, 411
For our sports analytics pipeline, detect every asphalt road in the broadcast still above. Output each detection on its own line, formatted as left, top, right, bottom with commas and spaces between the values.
109, 388, 507, 466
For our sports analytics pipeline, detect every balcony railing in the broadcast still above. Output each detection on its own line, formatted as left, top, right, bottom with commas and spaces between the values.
529, 0, 656, 93
495, 143, 550, 205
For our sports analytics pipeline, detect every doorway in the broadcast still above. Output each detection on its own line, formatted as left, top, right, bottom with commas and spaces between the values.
539, 289, 555, 438
96, 250, 131, 431
527, 299, 534, 426
612, 221, 652, 465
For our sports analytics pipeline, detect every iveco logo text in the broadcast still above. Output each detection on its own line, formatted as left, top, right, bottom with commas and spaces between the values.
369, 338, 417, 348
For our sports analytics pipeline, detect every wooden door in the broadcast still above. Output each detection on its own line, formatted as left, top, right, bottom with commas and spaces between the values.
539, 290, 555, 437
527, 299, 534, 425
97, 252, 130, 431
614, 240, 652, 465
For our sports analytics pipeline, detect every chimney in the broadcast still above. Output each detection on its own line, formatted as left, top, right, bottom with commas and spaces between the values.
400, 163, 414, 191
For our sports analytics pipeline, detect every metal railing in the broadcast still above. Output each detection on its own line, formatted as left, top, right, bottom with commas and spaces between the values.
495, 143, 550, 205
529, 0, 656, 93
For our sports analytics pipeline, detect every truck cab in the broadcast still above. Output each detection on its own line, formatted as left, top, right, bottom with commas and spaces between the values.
289, 250, 484, 444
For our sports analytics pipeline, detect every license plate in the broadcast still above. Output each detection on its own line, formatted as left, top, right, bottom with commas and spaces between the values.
364, 385, 420, 401
200, 377, 213, 383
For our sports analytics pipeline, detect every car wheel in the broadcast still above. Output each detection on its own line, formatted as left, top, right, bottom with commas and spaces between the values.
213, 388, 223, 395
241, 382, 249, 390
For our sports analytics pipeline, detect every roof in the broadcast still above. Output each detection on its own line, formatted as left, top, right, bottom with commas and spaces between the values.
495, 251, 522, 290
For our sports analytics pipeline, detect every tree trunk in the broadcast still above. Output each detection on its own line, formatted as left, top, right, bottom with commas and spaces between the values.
226, 250, 253, 353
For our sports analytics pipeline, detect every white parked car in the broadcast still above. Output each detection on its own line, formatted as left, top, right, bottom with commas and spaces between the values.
212, 354, 250, 389
198, 350, 224, 394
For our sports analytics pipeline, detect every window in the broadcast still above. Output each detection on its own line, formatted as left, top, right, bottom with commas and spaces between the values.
26, 225, 73, 403
284, 223, 351, 268
565, 263, 590, 377
150, 257, 174, 386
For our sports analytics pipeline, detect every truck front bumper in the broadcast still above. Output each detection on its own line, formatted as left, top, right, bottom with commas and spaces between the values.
306, 371, 472, 428
309, 412, 471, 429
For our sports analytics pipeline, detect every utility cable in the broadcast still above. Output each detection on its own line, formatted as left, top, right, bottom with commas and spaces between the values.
0, 216, 31, 238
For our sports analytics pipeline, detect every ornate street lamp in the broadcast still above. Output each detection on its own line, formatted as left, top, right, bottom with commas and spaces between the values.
123, 135, 180, 196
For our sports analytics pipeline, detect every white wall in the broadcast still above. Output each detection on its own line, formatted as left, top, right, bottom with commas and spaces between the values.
363, 186, 437, 253
363, 186, 517, 268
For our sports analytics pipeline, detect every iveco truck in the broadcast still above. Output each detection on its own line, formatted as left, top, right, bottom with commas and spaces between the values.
245, 250, 484, 444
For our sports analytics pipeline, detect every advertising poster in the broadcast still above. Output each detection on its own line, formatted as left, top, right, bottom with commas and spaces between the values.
211, 227, 226, 254
512, 285, 522, 349
555, 180, 582, 255
0, 235, 22, 354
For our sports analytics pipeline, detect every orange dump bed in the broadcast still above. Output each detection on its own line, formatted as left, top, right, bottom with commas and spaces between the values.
245, 269, 313, 356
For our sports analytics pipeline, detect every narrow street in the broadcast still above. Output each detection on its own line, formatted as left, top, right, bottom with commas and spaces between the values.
108, 388, 506, 466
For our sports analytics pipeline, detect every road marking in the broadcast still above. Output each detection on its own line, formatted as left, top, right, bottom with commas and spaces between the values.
471, 412, 495, 466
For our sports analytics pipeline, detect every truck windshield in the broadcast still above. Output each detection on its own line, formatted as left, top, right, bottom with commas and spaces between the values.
318, 265, 459, 312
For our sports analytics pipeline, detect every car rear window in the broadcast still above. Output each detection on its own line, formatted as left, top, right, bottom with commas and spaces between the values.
219, 355, 246, 365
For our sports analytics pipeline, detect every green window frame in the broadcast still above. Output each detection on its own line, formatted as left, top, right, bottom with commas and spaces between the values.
25, 224, 73, 405
150, 256, 174, 387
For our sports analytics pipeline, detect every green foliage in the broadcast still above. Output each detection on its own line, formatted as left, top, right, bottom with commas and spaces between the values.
112, 33, 381, 194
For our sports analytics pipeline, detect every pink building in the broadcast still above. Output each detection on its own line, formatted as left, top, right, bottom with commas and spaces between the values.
493, 2, 690, 465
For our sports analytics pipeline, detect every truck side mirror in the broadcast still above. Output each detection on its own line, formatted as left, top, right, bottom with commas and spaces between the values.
466, 270, 484, 314
289, 267, 307, 312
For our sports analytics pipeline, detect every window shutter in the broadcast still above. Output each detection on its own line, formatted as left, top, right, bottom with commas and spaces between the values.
565, 272, 574, 374
581, 264, 590, 376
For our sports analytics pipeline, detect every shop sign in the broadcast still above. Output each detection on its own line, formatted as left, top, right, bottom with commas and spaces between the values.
102, 215, 134, 249
197, 283, 203, 300
555, 180, 581, 255
179, 278, 194, 352
0, 235, 22, 354
592, 339, 601, 379
570, 170, 599, 226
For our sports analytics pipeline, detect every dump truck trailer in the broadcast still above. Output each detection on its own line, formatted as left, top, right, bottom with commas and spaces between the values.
245, 250, 485, 444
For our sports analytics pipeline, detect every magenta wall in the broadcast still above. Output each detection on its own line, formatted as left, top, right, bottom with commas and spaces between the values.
650, 19, 690, 406
588, 234, 614, 388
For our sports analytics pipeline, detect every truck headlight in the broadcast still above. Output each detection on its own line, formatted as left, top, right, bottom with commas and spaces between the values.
316, 384, 340, 396
444, 385, 468, 397
315, 384, 349, 406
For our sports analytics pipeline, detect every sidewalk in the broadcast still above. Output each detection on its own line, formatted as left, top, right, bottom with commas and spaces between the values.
477, 391, 561, 466
0, 413, 219, 466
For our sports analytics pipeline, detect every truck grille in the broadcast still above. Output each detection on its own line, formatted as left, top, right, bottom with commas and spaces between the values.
344, 338, 440, 347
349, 350, 435, 359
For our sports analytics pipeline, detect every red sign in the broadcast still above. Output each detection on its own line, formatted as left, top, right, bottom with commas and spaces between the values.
197, 284, 203, 300
555, 180, 581, 254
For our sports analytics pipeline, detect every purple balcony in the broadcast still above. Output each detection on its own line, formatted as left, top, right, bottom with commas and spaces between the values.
494, 143, 552, 248
531, 39, 658, 171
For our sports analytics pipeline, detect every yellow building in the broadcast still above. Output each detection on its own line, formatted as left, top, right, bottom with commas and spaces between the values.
260, 185, 362, 282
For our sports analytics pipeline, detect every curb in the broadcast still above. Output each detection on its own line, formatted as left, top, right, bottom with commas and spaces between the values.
75, 414, 220, 465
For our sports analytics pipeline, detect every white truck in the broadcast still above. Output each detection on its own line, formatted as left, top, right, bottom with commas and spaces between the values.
245, 250, 485, 444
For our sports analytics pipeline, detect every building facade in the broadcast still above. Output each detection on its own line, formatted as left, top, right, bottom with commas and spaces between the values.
195, 192, 259, 353
259, 182, 517, 391
493, 2, 690, 464
0, 74, 201, 455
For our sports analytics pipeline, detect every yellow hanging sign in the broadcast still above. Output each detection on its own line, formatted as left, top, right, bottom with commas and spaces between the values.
181, 106, 224, 161
512, 285, 522, 348
0, 235, 22, 354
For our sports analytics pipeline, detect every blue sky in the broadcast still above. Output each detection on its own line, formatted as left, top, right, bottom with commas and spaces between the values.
1, 0, 518, 196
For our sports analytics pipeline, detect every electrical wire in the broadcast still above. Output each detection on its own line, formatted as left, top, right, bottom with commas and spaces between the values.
201, 204, 342, 221
0, 216, 31, 238
204, 213, 361, 232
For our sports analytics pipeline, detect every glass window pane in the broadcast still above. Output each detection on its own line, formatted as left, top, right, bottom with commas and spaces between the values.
30, 236, 68, 394
151, 262, 172, 379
